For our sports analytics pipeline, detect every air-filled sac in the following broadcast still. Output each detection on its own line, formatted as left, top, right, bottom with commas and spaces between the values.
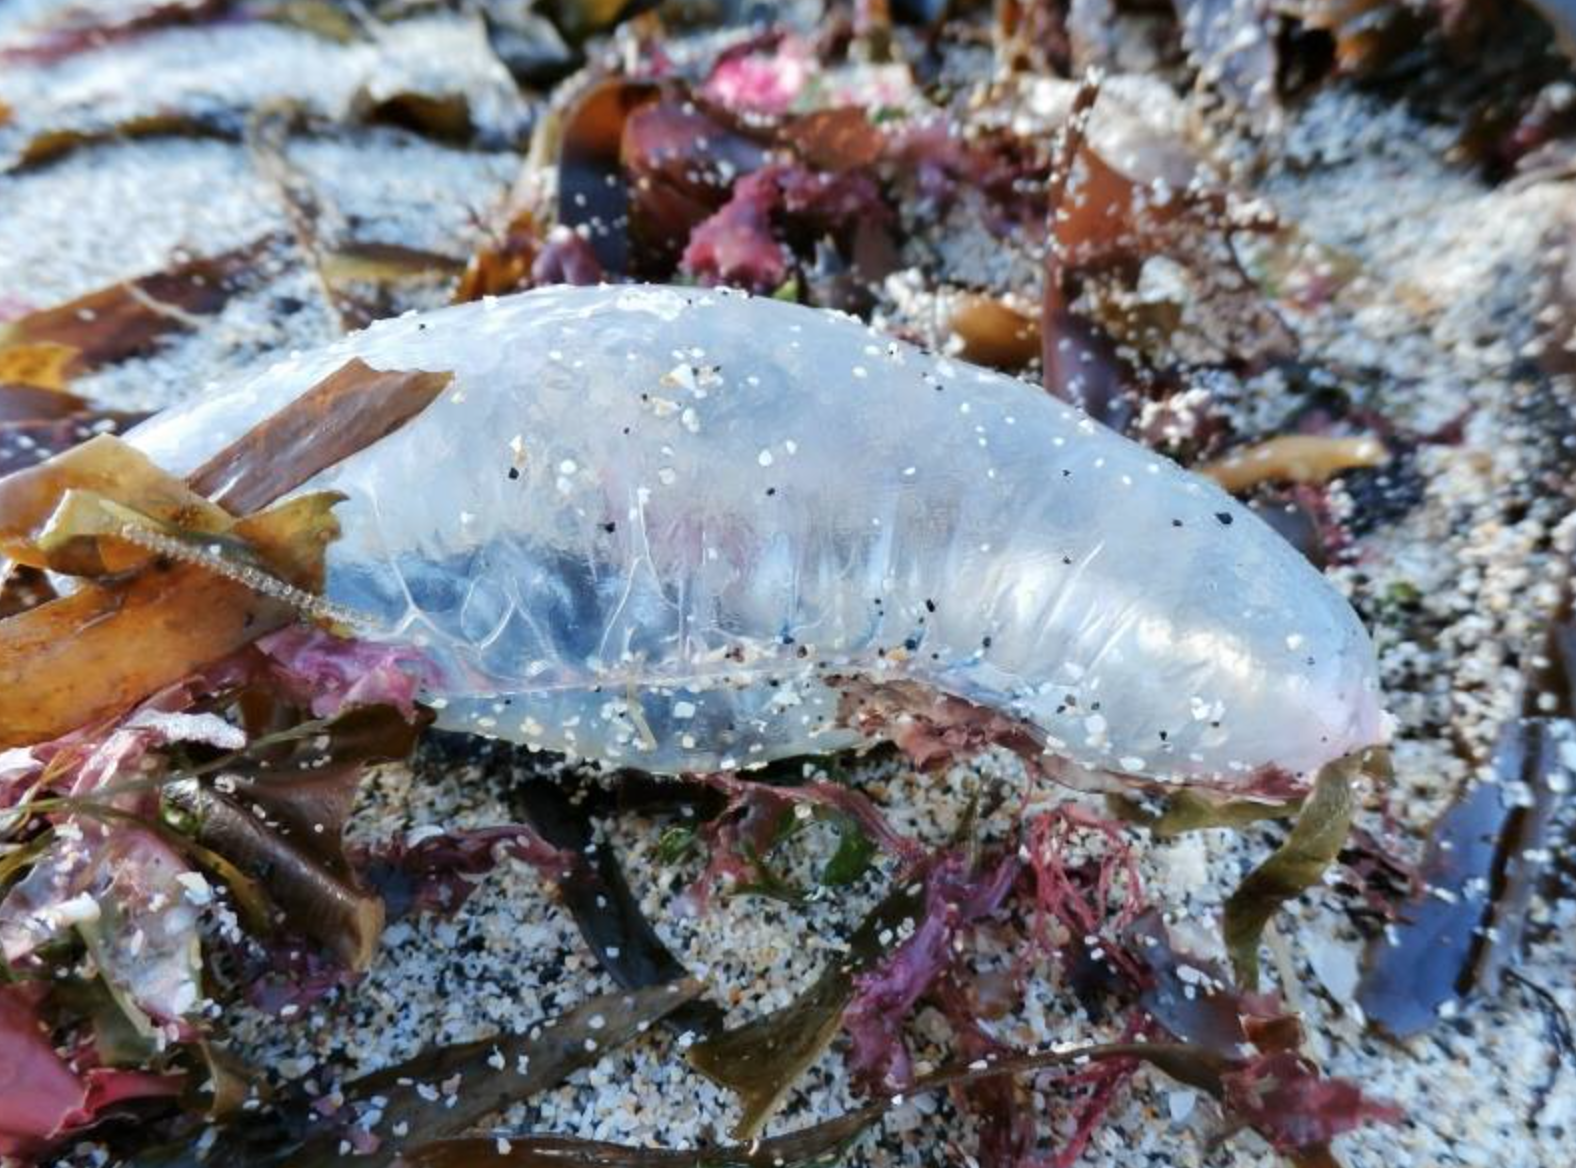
128, 285, 1387, 785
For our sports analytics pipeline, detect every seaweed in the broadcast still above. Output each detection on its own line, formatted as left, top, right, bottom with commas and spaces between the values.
1129, 910, 1252, 1056
326, 980, 703, 1167
543, 70, 900, 295
0, 404, 147, 479
0, 983, 184, 1160
186, 357, 451, 516
513, 779, 724, 1037
0, 435, 234, 575
1198, 434, 1389, 494
11, 115, 242, 171
1024, 806, 1150, 1007
404, 1114, 874, 1168
127, 980, 702, 1168
412, 1036, 1396, 1168
780, 107, 887, 173
623, 93, 771, 277
684, 772, 921, 909
1042, 76, 1290, 432
360, 823, 568, 920
0, 493, 340, 749
557, 79, 661, 276
1224, 754, 1359, 989
687, 873, 926, 1138
691, 802, 1396, 1165
681, 164, 888, 291
162, 705, 425, 970
1356, 717, 1568, 1037
453, 209, 548, 302
544, 0, 666, 43
949, 294, 1041, 372
0, 244, 269, 378
842, 847, 1018, 1084
1109, 785, 1303, 839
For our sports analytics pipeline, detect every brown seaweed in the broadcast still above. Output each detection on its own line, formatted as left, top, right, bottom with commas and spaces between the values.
412, 1036, 1396, 1168
0, 351, 448, 745
1224, 754, 1359, 989
1043, 77, 1290, 432
163, 705, 425, 970
1198, 435, 1389, 493
0, 494, 340, 749
186, 357, 452, 516
0, 434, 232, 574
336, 980, 703, 1166
512, 779, 725, 1037
0, 243, 269, 376
1356, 717, 1568, 1037
948, 294, 1041, 372
557, 79, 660, 275
453, 210, 547, 302
1112, 784, 1304, 841
126, 981, 702, 1168
687, 876, 926, 1138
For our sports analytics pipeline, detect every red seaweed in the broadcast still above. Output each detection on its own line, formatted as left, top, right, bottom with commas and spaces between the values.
844, 848, 1019, 1091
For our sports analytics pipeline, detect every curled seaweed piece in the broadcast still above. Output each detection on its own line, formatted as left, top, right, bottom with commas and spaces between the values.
557, 79, 661, 276
1224, 753, 1361, 989
1109, 785, 1302, 839
1198, 435, 1389, 494
0, 433, 233, 574
361, 823, 567, 921
949, 294, 1041, 372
